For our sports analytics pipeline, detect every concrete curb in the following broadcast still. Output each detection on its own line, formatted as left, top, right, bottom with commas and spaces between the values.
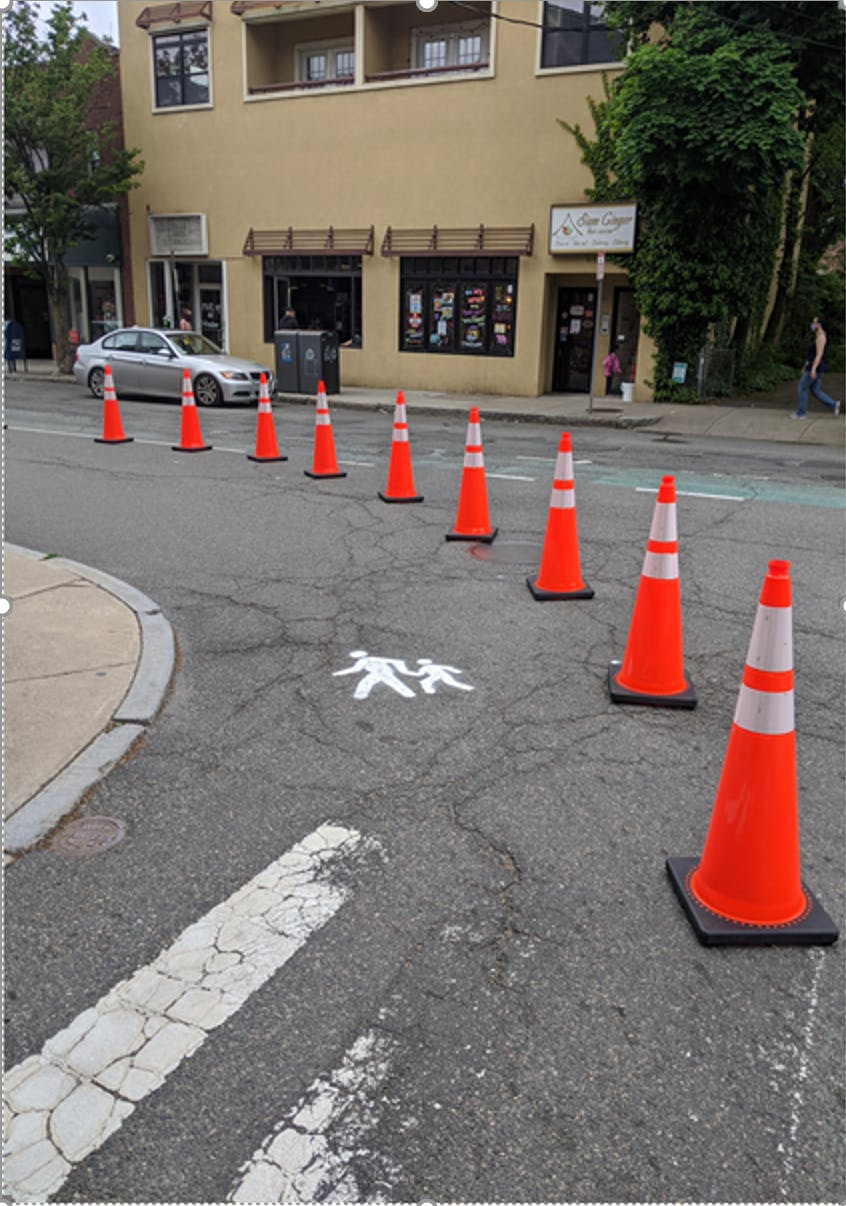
3, 545, 176, 854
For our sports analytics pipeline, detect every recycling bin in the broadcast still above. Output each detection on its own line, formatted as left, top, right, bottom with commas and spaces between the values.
273, 330, 301, 392
297, 330, 339, 395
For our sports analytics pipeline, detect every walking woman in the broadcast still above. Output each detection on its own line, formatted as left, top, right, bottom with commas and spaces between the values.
792, 316, 840, 418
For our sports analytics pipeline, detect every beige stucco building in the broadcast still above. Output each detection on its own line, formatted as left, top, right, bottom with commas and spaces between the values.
118, 0, 654, 400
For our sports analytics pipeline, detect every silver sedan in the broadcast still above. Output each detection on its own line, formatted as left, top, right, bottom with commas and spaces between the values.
73, 327, 276, 406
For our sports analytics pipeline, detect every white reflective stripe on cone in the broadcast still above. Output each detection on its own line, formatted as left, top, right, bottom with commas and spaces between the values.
642, 550, 679, 580
733, 684, 795, 735
467, 422, 482, 445
258, 402, 272, 413
746, 605, 793, 672
392, 428, 409, 443
649, 502, 678, 544
555, 451, 574, 480
395, 404, 407, 423
315, 412, 331, 426
464, 452, 484, 469
549, 486, 575, 510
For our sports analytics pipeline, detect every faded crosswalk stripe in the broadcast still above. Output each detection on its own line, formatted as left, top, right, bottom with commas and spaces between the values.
229, 1029, 397, 1203
3, 823, 364, 1203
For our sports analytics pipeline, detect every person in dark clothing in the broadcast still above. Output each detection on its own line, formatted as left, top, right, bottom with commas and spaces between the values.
278, 308, 299, 330
792, 316, 840, 418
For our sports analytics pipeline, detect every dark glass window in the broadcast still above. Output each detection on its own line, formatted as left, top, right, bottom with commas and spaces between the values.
400, 258, 517, 357
261, 256, 362, 344
154, 29, 210, 109
541, 1, 624, 68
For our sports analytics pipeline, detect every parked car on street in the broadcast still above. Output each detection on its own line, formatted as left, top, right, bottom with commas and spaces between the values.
73, 327, 275, 406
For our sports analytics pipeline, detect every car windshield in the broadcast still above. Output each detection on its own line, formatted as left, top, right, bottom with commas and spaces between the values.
166, 333, 222, 356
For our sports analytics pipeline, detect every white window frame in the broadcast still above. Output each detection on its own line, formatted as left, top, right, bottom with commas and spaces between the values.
295, 38, 355, 84
411, 20, 489, 72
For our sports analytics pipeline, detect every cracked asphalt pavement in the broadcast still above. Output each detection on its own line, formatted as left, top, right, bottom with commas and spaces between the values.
3, 387, 844, 1203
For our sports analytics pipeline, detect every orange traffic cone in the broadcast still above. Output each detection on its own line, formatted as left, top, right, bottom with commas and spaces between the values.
172, 370, 212, 453
379, 391, 423, 503
446, 407, 497, 543
94, 365, 133, 445
667, 560, 838, 945
608, 475, 696, 707
247, 373, 287, 463
304, 380, 346, 479
527, 432, 592, 600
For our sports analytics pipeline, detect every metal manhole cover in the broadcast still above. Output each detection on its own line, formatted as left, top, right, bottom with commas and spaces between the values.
470, 540, 541, 564
50, 816, 127, 856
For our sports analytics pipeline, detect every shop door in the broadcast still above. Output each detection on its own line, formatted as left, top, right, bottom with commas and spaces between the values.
611, 287, 640, 388
12, 278, 52, 358
199, 286, 223, 348
552, 287, 597, 393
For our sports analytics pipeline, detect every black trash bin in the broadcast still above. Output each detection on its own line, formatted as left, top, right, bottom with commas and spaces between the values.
274, 330, 301, 392
297, 330, 339, 395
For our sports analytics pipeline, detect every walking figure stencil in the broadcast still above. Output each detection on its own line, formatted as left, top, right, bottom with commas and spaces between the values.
333, 651, 474, 700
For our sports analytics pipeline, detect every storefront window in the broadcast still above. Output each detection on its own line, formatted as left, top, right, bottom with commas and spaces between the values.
261, 256, 362, 344
400, 258, 517, 356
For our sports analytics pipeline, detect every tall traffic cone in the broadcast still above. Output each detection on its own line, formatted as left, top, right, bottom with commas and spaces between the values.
304, 380, 346, 479
379, 390, 423, 503
527, 432, 592, 600
172, 370, 212, 453
608, 475, 696, 707
446, 407, 497, 543
94, 365, 133, 445
667, 560, 838, 945
247, 373, 287, 463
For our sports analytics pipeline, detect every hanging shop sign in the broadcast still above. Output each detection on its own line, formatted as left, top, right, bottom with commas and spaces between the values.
549, 204, 637, 254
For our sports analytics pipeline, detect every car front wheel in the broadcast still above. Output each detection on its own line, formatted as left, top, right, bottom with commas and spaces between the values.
88, 367, 105, 399
194, 373, 222, 407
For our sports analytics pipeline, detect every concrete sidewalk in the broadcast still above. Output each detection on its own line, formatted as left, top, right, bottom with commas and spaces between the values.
3, 545, 175, 859
5, 359, 845, 446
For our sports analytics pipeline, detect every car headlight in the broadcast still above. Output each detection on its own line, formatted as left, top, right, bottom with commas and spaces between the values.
220, 371, 249, 381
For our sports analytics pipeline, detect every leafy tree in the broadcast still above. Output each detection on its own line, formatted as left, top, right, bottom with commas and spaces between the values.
594, 0, 845, 388
3, 0, 143, 371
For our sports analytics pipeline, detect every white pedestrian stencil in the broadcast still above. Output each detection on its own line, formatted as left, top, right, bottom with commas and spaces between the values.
3, 824, 365, 1204
333, 651, 474, 699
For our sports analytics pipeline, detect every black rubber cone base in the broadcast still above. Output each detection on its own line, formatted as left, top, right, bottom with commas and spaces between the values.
304, 469, 347, 479
95, 436, 134, 445
172, 444, 212, 453
379, 492, 424, 503
667, 857, 839, 946
608, 661, 698, 709
446, 527, 498, 544
248, 453, 288, 462
527, 576, 594, 601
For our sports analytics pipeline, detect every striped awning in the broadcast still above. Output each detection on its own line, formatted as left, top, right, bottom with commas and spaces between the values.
380, 225, 534, 257
242, 227, 375, 256
136, 2, 212, 29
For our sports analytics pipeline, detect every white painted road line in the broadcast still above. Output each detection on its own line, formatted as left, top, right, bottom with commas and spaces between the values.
635, 486, 747, 502
3, 824, 364, 1204
487, 473, 536, 482
229, 1029, 397, 1203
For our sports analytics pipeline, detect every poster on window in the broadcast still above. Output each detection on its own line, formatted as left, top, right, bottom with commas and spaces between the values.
459, 284, 486, 351
429, 289, 455, 350
403, 289, 425, 349
490, 283, 515, 354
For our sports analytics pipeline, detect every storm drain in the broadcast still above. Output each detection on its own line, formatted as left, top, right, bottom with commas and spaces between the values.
49, 816, 127, 856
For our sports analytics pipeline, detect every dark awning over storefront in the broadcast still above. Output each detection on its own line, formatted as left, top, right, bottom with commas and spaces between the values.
136, 2, 212, 29
242, 227, 375, 256
380, 225, 534, 257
